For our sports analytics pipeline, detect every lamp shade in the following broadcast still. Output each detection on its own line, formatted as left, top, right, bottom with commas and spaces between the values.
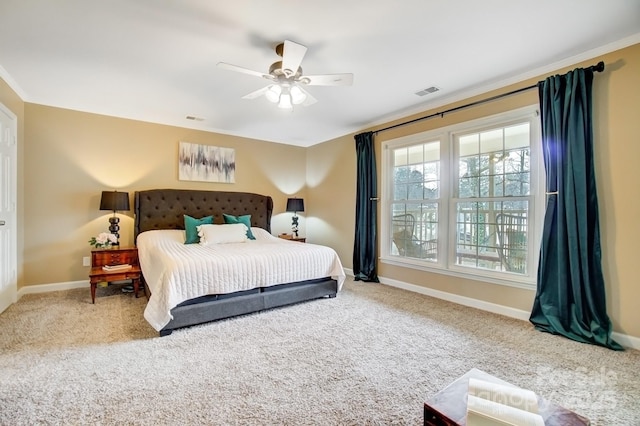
99, 191, 130, 212
265, 84, 281, 103
286, 198, 304, 213
278, 93, 293, 109
290, 85, 307, 105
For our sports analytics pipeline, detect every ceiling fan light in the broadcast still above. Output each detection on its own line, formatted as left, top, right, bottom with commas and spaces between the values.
278, 93, 293, 109
265, 85, 281, 103
290, 85, 307, 105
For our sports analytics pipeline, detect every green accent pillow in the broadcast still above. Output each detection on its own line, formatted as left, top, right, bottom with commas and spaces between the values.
184, 215, 213, 244
222, 214, 255, 240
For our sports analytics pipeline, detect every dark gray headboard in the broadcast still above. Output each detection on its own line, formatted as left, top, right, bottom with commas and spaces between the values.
134, 189, 273, 240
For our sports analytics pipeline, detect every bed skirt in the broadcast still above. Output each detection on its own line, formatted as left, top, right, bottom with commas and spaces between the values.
158, 277, 338, 336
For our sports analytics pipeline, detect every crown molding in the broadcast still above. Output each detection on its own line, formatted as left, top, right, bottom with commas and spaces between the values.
0, 65, 28, 101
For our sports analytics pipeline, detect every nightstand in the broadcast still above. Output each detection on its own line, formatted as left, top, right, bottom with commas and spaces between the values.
278, 234, 306, 243
89, 246, 142, 304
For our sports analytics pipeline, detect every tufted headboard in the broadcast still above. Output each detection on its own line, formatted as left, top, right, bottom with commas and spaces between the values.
134, 189, 273, 240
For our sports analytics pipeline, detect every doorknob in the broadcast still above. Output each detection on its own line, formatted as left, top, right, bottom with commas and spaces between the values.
0, 221, 5, 226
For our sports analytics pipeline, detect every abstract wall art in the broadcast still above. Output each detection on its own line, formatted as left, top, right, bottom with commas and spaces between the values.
178, 141, 235, 183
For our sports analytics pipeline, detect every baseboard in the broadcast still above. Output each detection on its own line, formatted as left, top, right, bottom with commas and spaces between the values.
18, 280, 88, 298
611, 332, 640, 350
379, 276, 531, 321
345, 269, 639, 350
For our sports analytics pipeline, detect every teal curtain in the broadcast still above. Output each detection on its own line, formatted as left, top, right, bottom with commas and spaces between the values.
353, 132, 379, 282
530, 67, 622, 350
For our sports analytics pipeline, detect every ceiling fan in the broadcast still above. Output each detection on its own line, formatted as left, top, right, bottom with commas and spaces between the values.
217, 40, 353, 109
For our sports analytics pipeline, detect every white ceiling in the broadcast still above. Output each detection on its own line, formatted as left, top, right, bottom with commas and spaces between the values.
1, 1, 639, 147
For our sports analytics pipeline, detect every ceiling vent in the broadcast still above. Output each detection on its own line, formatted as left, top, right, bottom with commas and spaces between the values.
415, 86, 440, 97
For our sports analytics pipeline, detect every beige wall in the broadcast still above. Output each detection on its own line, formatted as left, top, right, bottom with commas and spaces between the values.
310, 43, 640, 339
22, 104, 307, 286
305, 132, 356, 251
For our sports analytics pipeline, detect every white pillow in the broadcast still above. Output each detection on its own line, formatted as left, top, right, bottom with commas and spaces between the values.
250, 227, 276, 241
197, 223, 248, 245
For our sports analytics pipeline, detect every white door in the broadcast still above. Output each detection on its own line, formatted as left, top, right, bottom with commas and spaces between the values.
0, 103, 17, 314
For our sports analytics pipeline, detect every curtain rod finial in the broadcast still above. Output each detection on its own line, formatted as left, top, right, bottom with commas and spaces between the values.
593, 61, 605, 73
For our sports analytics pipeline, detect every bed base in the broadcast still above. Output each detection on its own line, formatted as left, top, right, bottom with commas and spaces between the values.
158, 277, 338, 336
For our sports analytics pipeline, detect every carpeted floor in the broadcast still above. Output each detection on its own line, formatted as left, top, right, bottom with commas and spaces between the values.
0, 277, 638, 425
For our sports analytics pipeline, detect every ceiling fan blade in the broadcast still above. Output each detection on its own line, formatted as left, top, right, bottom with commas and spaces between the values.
297, 86, 317, 106
281, 40, 307, 78
217, 62, 275, 80
301, 93, 317, 107
241, 86, 271, 100
300, 73, 354, 86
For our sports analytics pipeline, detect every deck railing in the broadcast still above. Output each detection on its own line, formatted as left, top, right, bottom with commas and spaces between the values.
392, 208, 528, 273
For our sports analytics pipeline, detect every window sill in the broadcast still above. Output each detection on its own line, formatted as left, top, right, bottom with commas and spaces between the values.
379, 256, 536, 290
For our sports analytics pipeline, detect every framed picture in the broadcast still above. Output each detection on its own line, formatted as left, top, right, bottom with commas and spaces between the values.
178, 141, 235, 183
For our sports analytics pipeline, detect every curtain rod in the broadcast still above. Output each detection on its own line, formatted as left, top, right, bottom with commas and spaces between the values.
373, 61, 605, 135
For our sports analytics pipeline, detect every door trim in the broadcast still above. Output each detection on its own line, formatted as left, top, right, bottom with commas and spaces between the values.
0, 101, 18, 314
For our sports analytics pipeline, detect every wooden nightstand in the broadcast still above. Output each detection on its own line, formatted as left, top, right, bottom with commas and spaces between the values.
89, 246, 142, 304
278, 234, 306, 243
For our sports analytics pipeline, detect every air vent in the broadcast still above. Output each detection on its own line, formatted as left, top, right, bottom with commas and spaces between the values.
186, 115, 204, 121
415, 86, 440, 97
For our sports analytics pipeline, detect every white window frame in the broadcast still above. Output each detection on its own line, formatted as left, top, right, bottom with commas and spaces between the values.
380, 105, 544, 289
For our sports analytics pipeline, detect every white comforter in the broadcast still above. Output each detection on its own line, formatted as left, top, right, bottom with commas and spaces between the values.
137, 228, 346, 331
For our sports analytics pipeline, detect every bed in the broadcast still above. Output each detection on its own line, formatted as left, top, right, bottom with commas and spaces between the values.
134, 189, 345, 336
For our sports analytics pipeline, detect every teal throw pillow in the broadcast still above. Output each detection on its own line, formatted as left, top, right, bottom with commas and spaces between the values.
222, 214, 255, 240
184, 215, 213, 244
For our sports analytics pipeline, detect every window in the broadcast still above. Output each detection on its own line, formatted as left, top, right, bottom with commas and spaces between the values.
391, 140, 441, 261
381, 106, 542, 287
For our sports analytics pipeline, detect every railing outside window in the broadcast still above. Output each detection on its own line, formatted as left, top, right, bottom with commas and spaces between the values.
455, 204, 528, 274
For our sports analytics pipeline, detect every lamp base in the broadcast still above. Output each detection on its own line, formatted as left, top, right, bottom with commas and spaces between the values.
108, 217, 120, 244
291, 215, 299, 238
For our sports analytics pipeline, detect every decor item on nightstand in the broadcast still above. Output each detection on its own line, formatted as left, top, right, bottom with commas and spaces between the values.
286, 197, 304, 237
99, 190, 130, 245
278, 233, 306, 243
88, 232, 118, 249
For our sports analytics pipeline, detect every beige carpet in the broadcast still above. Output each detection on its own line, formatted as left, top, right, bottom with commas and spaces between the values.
0, 278, 638, 425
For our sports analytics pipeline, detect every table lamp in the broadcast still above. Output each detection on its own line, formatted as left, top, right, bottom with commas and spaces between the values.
99, 190, 130, 245
286, 198, 304, 237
